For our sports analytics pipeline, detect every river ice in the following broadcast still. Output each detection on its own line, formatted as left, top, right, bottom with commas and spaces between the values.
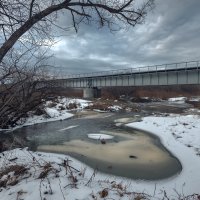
0, 97, 200, 199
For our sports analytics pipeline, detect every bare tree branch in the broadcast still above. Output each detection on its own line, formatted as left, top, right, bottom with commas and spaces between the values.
0, 0, 154, 128
0, 0, 154, 63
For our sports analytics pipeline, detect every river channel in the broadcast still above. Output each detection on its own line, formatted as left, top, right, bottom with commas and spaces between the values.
2, 111, 182, 180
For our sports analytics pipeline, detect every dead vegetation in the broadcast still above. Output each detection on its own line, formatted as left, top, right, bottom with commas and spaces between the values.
101, 85, 200, 99
66, 102, 78, 110
38, 163, 53, 179
0, 136, 27, 152
185, 100, 200, 109
0, 164, 28, 188
85, 102, 112, 111
85, 98, 141, 113
0, 149, 200, 200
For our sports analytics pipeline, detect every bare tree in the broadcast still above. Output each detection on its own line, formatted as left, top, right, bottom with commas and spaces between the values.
0, 46, 53, 128
0, 0, 154, 128
0, 0, 154, 63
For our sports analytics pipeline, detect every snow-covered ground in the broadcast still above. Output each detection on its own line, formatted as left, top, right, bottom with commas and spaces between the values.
188, 96, 200, 102
23, 97, 92, 126
126, 114, 200, 197
108, 105, 122, 111
1, 148, 130, 200
1, 114, 200, 199
57, 97, 92, 110
1, 96, 200, 199
168, 97, 187, 102
23, 110, 73, 127
168, 96, 200, 104
0, 98, 92, 131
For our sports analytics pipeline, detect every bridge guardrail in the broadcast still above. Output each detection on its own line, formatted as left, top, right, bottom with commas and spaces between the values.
65, 60, 199, 79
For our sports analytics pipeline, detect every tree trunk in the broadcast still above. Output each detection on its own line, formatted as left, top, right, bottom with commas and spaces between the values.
0, 1, 68, 63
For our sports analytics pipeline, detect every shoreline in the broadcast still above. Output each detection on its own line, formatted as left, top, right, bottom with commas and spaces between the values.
126, 114, 200, 195
0, 114, 200, 199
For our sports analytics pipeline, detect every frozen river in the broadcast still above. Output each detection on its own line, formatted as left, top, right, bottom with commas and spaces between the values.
5, 111, 182, 180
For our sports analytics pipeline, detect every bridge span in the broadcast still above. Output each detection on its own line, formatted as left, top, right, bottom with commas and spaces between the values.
40, 61, 200, 98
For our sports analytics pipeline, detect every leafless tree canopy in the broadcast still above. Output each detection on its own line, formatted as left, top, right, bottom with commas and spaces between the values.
0, 0, 154, 128
0, 0, 154, 63
0, 46, 53, 128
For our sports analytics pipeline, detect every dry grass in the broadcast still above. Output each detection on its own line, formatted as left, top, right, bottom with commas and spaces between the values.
85, 102, 111, 111
0, 151, 200, 199
38, 163, 52, 179
0, 164, 28, 188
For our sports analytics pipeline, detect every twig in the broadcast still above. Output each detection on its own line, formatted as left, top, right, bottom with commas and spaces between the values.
164, 190, 170, 200
39, 179, 43, 200
47, 177, 53, 195
85, 168, 97, 186
58, 177, 66, 200
153, 183, 157, 197
64, 183, 77, 188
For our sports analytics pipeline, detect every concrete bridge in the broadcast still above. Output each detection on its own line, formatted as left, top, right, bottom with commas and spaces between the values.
39, 60, 200, 98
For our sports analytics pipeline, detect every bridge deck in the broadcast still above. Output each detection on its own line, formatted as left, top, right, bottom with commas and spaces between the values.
38, 61, 200, 88
66, 60, 199, 79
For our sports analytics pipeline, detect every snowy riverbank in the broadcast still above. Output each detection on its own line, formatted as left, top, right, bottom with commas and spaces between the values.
0, 98, 92, 131
126, 114, 200, 196
0, 114, 200, 199
24, 98, 92, 126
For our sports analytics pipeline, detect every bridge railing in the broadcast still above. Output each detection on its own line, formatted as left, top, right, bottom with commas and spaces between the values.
66, 60, 199, 79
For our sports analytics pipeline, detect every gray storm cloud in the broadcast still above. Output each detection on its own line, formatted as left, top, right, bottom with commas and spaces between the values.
50, 0, 200, 75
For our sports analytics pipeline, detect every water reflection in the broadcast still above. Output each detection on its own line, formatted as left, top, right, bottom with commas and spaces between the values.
38, 128, 182, 180
2, 112, 182, 180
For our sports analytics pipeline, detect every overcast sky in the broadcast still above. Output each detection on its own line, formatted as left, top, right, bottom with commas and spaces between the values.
50, 0, 200, 75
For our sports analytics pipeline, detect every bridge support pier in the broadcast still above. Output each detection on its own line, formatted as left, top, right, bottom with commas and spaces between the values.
83, 87, 101, 99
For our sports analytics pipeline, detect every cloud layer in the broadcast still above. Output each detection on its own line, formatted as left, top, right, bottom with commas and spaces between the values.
50, 0, 200, 75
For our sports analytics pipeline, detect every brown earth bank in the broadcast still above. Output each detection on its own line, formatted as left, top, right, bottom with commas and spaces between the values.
101, 85, 200, 99
47, 87, 83, 98
47, 85, 200, 100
